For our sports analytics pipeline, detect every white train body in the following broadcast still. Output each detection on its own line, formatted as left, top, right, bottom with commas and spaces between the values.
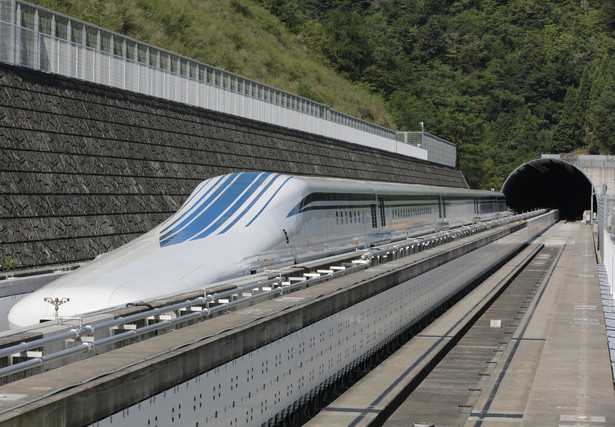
8, 172, 508, 328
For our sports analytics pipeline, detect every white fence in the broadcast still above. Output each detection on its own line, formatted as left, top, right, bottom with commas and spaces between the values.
0, 0, 437, 161
397, 131, 457, 167
603, 233, 615, 296
599, 194, 615, 296
596, 194, 615, 380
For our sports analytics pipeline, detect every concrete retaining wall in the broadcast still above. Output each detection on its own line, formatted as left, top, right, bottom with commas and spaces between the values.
0, 63, 467, 269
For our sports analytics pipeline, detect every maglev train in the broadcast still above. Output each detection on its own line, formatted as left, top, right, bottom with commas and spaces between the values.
8, 172, 508, 328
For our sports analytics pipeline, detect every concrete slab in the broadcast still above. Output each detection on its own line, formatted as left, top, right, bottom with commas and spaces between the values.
307, 232, 545, 426
309, 222, 615, 427
468, 222, 615, 426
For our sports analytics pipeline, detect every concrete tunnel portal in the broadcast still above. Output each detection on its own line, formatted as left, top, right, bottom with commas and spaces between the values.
501, 158, 594, 220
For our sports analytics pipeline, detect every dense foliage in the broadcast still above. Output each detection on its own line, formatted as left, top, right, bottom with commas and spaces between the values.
31, 0, 615, 189
256, 0, 615, 188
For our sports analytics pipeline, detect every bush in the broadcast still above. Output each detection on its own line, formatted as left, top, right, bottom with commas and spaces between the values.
1, 258, 17, 271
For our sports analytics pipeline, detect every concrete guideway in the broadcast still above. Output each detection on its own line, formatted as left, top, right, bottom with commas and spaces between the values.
306, 231, 548, 426
0, 215, 552, 426
308, 222, 615, 426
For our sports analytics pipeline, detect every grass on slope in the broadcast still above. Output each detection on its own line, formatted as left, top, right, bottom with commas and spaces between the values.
31, 0, 394, 128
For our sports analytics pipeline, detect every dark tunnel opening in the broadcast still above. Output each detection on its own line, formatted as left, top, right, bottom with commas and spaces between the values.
501, 158, 594, 221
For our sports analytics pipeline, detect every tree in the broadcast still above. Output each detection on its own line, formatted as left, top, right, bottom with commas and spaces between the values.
320, 2, 372, 81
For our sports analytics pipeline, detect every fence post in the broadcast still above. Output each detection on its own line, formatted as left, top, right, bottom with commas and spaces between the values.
600, 189, 608, 261
3, 0, 17, 64
14, 1, 20, 65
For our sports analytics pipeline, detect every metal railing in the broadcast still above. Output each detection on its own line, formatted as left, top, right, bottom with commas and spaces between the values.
598, 194, 615, 293
0, 0, 436, 161
595, 193, 615, 381
397, 131, 457, 167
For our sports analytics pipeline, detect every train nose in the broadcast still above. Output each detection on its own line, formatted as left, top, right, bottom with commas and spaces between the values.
8, 286, 127, 329
8, 282, 160, 329
8, 292, 61, 328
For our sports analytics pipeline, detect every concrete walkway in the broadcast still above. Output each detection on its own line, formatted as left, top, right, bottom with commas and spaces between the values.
466, 222, 615, 426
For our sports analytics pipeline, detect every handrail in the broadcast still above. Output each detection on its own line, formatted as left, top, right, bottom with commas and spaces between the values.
0, 263, 372, 378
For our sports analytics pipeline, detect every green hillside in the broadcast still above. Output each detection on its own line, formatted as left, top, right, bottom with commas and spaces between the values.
257, 0, 615, 189
30, 0, 394, 127
29, 0, 615, 189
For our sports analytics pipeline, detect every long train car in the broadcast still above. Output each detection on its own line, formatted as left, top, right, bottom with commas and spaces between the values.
8, 172, 508, 328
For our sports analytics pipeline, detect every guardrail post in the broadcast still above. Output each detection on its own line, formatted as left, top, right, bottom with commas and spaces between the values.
1, 0, 17, 64
14, 1, 21, 65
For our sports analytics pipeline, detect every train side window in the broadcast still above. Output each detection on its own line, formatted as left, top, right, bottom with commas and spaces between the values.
370, 205, 377, 228
379, 199, 386, 227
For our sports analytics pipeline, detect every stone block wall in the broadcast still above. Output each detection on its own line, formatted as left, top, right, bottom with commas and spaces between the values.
0, 63, 467, 269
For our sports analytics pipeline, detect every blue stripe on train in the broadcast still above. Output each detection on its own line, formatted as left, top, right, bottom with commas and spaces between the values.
187, 172, 270, 241
218, 173, 282, 235
160, 172, 270, 247
159, 175, 223, 236
245, 176, 294, 227
160, 174, 236, 241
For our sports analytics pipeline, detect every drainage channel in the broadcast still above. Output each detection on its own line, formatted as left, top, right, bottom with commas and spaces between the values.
380, 245, 562, 426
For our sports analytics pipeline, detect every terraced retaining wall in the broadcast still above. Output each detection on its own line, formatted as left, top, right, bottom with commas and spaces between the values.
0, 63, 467, 269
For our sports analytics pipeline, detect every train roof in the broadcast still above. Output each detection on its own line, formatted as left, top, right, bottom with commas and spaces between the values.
288, 174, 504, 197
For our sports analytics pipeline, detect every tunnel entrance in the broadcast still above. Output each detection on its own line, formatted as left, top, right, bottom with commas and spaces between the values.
501, 158, 594, 220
